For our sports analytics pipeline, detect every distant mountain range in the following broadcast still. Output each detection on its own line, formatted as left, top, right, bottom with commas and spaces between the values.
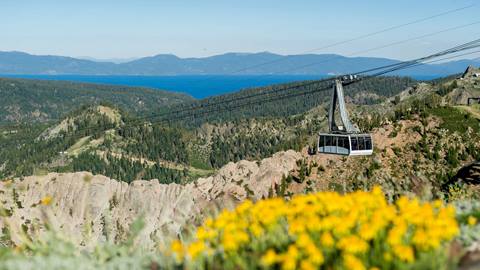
76, 56, 140, 64
0, 51, 478, 77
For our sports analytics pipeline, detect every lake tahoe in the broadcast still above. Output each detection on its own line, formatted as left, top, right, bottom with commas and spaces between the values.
0, 74, 328, 99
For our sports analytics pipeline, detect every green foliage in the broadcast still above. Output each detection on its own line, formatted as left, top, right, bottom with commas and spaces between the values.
389, 129, 399, 138
209, 130, 304, 168
0, 108, 119, 179
365, 160, 381, 179
454, 200, 480, 247
0, 218, 168, 270
427, 107, 480, 134
119, 124, 189, 164
436, 81, 458, 96
275, 175, 287, 197
392, 147, 402, 157
174, 76, 415, 126
1, 75, 416, 182
391, 94, 442, 122
71, 152, 186, 184
0, 111, 189, 183
0, 77, 193, 124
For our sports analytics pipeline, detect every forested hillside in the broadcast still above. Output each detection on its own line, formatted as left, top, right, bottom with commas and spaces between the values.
0, 77, 193, 124
0, 75, 418, 183
8, 70, 475, 187
170, 76, 416, 126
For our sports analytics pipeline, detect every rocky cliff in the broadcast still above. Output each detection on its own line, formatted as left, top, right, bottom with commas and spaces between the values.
0, 150, 301, 248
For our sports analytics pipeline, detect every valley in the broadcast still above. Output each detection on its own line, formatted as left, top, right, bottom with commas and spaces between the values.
0, 75, 416, 181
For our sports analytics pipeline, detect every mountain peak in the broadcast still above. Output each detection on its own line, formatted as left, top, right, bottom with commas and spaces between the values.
150, 54, 180, 59
462, 65, 480, 78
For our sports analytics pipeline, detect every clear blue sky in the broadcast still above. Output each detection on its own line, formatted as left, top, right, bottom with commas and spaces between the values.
1, 0, 479, 60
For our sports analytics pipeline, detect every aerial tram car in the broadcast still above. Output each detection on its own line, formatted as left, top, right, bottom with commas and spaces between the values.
317, 76, 373, 156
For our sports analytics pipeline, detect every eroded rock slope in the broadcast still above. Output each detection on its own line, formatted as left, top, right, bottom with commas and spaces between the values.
0, 150, 301, 248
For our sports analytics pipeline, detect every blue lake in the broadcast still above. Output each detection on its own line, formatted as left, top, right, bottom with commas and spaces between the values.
0, 74, 439, 99
0, 74, 328, 99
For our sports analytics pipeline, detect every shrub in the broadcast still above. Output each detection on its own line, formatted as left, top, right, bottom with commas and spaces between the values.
172, 188, 459, 270
445, 147, 459, 168
454, 200, 480, 247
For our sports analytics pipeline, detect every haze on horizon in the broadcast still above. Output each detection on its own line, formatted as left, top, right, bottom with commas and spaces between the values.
1, 0, 479, 61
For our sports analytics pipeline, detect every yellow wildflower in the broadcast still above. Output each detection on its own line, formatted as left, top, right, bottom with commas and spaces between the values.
170, 188, 459, 269
196, 227, 207, 240
468, 216, 477, 227
383, 252, 392, 262
305, 244, 324, 265
338, 236, 368, 254
433, 200, 443, 209
40, 196, 52, 206
280, 245, 299, 270
204, 217, 214, 228
288, 219, 306, 234
372, 185, 382, 196
196, 226, 217, 241
393, 245, 415, 263
412, 229, 429, 250
261, 249, 278, 266
344, 254, 366, 270
387, 220, 407, 246
250, 222, 264, 236
170, 239, 184, 261
187, 241, 206, 259
359, 224, 378, 241
300, 260, 316, 270
222, 230, 249, 252
236, 199, 253, 214
320, 232, 334, 248
296, 233, 312, 248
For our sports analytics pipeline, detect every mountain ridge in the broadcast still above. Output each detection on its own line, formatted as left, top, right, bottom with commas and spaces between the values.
1, 50, 479, 76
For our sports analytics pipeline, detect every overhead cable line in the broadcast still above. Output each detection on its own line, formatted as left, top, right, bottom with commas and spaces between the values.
366, 40, 480, 77
2, 38, 480, 148
273, 21, 480, 75
112, 30, 480, 129
5, 37, 478, 145
179, 37, 480, 122
191, 3, 476, 77
129, 21, 480, 124
2, 7, 476, 129
151, 46, 480, 125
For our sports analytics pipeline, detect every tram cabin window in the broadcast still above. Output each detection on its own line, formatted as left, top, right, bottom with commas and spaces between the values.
319, 136, 325, 148
351, 137, 358, 151
326, 136, 332, 146
357, 137, 365, 150
365, 136, 372, 150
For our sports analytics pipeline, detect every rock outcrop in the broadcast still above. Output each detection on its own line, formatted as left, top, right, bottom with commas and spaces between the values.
462, 65, 480, 79
450, 161, 480, 186
0, 150, 301, 248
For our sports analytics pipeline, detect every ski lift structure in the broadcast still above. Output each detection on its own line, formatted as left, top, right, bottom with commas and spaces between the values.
318, 75, 373, 156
